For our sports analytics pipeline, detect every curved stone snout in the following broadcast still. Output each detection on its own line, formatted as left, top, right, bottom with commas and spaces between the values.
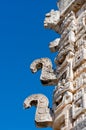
30, 58, 57, 86
24, 94, 53, 128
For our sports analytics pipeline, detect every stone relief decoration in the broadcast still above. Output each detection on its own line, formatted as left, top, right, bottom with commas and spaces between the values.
53, 104, 72, 130
24, 94, 53, 128
44, 9, 60, 31
30, 58, 57, 86
24, 0, 86, 129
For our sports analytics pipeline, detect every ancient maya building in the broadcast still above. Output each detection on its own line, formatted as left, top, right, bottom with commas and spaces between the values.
24, 0, 86, 130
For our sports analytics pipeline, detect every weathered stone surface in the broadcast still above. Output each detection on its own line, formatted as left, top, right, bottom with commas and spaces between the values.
73, 72, 86, 91
53, 91, 73, 113
44, 10, 60, 31
24, 94, 53, 128
53, 105, 72, 130
49, 38, 60, 52
72, 118, 86, 130
72, 87, 86, 119
24, 0, 86, 130
73, 48, 86, 70
30, 58, 57, 86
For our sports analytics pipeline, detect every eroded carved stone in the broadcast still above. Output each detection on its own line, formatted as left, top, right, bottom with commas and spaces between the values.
72, 87, 86, 119
49, 38, 60, 52
55, 81, 74, 94
73, 72, 86, 91
74, 62, 86, 79
72, 118, 86, 130
61, 11, 77, 33
30, 58, 57, 86
24, 0, 86, 130
53, 91, 73, 113
53, 104, 72, 130
24, 94, 53, 128
44, 10, 60, 30
73, 113, 85, 127
75, 34, 86, 51
55, 56, 74, 83
73, 48, 86, 70
58, 0, 85, 14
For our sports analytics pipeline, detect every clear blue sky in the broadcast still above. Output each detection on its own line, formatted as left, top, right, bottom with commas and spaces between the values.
0, 0, 59, 130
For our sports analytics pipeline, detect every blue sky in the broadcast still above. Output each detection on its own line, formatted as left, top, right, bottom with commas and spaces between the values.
0, 0, 59, 130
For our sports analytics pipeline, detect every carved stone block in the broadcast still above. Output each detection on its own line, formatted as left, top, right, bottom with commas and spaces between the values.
24, 94, 53, 128
73, 72, 86, 91
54, 81, 74, 95
76, 10, 86, 34
53, 104, 72, 130
72, 118, 86, 130
55, 58, 73, 83
74, 62, 86, 79
49, 38, 60, 52
58, 0, 85, 15
72, 88, 86, 119
58, 0, 74, 13
58, 31, 75, 51
73, 48, 86, 70
76, 3, 86, 17
76, 28, 86, 42
73, 113, 86, 127
53, 91, 73, 113
44, 9, 60, 29
56, 52, 74, 72
61, 11, 77, 33
30, 58, 57, 86
75, 34, 86, 51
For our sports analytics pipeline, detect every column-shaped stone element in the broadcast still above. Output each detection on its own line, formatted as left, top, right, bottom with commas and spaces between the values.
24, 0, 86, 129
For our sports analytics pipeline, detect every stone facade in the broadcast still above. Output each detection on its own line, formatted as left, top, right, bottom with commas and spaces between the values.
24, 0, 86, 130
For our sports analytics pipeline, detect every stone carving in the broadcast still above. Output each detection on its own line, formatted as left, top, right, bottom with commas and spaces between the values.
49, 38, 60, 52
72, 118, 86, 130
30, 58, 57, 86
73, 48, 86, 70
74, 62, 86, 79
44, 10, 60, 30
53, 91, 73, 113
72, 88, 86, 119
73, 112, 86, 130
75, 34, 86, 51
73, 72, 86, 91
56, 60, 74, 83
53, 105, 72, 130
24, 94, 53, 128
55, 81, 74, 94
61, 11, 77, 33
24, 0, 86, 130
58, 0, 86, 14
58, 0, 73, 13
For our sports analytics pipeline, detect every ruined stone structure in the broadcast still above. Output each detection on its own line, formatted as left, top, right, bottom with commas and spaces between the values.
24, 0, 86, 129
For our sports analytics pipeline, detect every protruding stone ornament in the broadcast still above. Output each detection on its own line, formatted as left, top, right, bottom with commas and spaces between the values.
24, 0, 86, 129
24, 94, 53, 128
30, 58, 57, 86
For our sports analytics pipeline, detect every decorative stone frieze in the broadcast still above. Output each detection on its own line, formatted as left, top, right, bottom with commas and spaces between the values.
72, 88, 86, 119
24, 0, 86, 129
53, 104, 72, 130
